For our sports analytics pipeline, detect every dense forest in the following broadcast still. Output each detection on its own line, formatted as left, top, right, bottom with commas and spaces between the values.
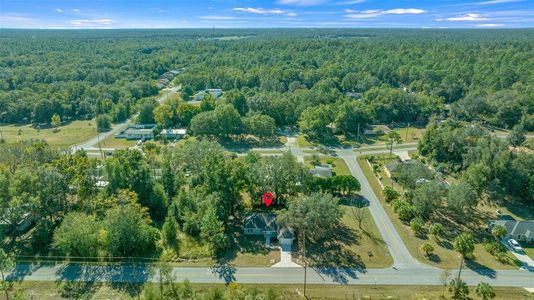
1, 29, 533, 133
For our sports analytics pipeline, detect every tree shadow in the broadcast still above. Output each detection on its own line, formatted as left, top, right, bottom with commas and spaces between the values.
305, 224, 365, 284
7, 261, 50, 282
465, 259, 497, 279
427, 253, 441, 263
210, 259, 236, 284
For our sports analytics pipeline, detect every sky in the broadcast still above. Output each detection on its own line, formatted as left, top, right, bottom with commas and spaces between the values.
1, 0, 533, 29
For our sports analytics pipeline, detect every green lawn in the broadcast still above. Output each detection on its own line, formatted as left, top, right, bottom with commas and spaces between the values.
0, 120, 97, 147
340, 205, 393, 268
303, 156, 351, 176
391, 127, 425, 143
521, 243, 534, 261
357, 156, 522, 270
12, 281, 533, 300
166, 230, 279, 267
99, 134, 137, 148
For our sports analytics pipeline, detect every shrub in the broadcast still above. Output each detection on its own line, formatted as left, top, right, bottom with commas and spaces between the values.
383, 186, 399, 202
410, 217, 425, 235
420, 242, 434, 257
396, 201, 417, 222
429, 223, 445, 238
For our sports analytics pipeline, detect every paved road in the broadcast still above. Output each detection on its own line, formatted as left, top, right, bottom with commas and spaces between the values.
71, 85, 181, 152
337, 150, 428, 269
7, 263, 534, 287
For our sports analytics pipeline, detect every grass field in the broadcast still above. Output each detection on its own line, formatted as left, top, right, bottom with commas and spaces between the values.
357, 156, 522, 270
0, 120, 97, 147
340, 205, 393, 268
98, 134, 137, 148
12, 281, 534, 300
522, 243, 534, 260
303, 156, 351, 176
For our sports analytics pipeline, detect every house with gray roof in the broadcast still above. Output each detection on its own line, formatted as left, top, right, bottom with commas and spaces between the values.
488, 220, 534, 243
310, 164, 333, 178
244, 213, 294, 247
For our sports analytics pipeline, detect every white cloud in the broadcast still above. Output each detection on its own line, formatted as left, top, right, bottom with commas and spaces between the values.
446, 13, 489, 21
55, 9, 63, 13
286, 13, 299, 17
476, 23, 505, 26
149, 8, 165, 13
276, 0, 329, 6
234, 8, 287, 14
386, 8, 426, 14
478, 0, 523, 5
345, 8, 426, 19
199, 16, 237, 20
71, 9, 80, 12
70, 19, 114, 26
334, 0, 365, 5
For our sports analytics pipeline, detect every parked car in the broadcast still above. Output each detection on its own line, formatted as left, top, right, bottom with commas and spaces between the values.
508, 239, 524, 252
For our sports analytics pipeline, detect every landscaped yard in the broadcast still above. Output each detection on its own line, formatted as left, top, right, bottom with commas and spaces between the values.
357, 155, 522, 270
521, 243, 534, 261
0, 120, 97, 147
166, 229, 279, 267
303, 156, 351, 176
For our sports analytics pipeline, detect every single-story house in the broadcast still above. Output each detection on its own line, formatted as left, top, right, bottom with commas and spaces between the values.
244, 213, 294, 247
194, 88, 223, 101
115, 124, 157, 140
0, 210, 36, 233
161, 128, 187, 140
488, 220, 534, 243
310, 164, 333, 178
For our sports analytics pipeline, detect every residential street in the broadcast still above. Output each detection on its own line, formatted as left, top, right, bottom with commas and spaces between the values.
7, 263, 534, 287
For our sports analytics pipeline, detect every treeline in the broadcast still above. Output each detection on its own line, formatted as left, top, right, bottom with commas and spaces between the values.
0, 139, 359, 259
2, 29, 533, 132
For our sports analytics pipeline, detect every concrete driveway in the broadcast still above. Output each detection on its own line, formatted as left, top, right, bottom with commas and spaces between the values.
503, 239, 534, 271
272, 244, 300, 268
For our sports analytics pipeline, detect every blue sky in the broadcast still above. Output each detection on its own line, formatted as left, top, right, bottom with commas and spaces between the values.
1, 0, 533, 28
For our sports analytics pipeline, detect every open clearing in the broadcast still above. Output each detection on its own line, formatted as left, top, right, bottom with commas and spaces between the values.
0, 120, 97, 147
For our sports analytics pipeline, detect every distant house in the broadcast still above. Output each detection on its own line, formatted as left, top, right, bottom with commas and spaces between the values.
363, 125, 391, 136
194, 88, 223, 101
488, 220, 534, 243
0, 210, 36, 233
161, 128, 187, 140
310, 164, 333, 178
115, 124, 156, 140
244, 213, 294, 247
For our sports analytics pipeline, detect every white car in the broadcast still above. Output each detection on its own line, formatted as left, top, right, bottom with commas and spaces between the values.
508, 239, 524, 252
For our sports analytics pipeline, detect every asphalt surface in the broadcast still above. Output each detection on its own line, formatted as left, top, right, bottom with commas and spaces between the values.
7, 263, 534, 287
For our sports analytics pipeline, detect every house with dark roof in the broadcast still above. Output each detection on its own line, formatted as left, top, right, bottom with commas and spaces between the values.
244, 213, 294, 247
488, 220, 534, 243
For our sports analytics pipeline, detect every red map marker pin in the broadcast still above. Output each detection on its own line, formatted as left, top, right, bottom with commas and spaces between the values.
262, 192, 273, 207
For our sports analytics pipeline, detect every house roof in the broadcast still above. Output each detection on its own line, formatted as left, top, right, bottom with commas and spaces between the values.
310, 164, 333, 178
277, 227, 295, 240
244, 213, 277, 231
490, 220, 534, 237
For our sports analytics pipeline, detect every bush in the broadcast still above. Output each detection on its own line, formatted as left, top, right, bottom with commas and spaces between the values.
410, 217, 425, 235
393, 200, 417, 222
420, 242, 434, 257
429, 223, 445, 238
383, 186, 399, 202
484, 241, 506, 256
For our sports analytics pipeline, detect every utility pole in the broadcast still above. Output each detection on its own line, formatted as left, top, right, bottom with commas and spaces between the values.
302, 229, 308, 299
405, 122, 410, 141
